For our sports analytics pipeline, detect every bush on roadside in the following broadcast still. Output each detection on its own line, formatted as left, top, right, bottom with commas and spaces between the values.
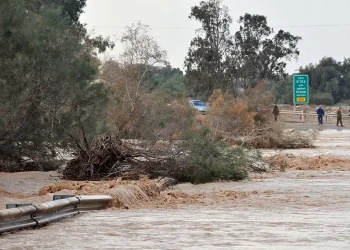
170, 128, 259, 184
310, 93, 334, 106
242, 122, 315, 149
207, 89, 256, 140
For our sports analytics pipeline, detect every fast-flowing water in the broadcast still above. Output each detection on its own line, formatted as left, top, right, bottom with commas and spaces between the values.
2, 205, 350, 250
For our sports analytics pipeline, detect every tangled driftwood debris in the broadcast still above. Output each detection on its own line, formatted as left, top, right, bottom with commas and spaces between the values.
63, 137, 181, 181
243, 126, 315, 149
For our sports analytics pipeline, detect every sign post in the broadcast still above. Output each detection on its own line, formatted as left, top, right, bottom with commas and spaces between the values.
293, 75, 309, 104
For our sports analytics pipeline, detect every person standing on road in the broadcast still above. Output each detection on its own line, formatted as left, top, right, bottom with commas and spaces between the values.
272, 105, 279, 121
337, 107, 344, 127
316, 105, 325, 125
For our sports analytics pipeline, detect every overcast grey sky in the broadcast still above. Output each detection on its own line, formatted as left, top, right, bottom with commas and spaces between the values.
81, 0, 350, 73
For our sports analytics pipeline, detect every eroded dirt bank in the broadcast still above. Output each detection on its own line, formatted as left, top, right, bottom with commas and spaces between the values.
0, 172, 248, 210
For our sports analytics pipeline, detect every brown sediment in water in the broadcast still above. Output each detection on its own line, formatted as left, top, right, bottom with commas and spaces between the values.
141, 189, 249, 209
38, 177, 159, 208
0, 188, 50, 208
0, 189, 30, 199
265, 155, 350, 171
0, 169, 249, 210
38, 177, 249, 209
291, 157, 350, 170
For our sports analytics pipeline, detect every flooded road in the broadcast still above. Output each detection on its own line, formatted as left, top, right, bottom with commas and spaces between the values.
2, 205, 350, 250
1, 129, 350, 249
262, 128, 350, 158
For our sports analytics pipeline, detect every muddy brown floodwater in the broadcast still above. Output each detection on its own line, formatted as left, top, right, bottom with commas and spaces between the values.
1, 129, 350, 249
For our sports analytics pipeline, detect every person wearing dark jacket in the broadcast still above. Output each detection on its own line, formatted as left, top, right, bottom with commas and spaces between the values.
272, 105, 279, 121
337, 107, 344, 127
316, 105, 325, 125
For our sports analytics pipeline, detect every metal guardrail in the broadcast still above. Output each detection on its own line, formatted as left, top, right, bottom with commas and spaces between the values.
280, 110, 350, 123
0, 195, 112, 234
279, 110, 306, 122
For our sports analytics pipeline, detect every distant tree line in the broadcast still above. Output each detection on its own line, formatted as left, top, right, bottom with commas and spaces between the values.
184, 0, 301, 98
272, 57, 350, 105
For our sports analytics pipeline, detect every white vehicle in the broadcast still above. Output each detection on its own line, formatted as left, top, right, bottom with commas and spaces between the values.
189, 100, 207, 114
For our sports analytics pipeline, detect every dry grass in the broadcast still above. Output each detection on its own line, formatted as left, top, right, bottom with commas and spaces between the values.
243, 122, 316, 149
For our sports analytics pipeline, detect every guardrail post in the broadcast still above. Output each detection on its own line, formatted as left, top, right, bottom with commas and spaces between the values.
6, 203, 33, 209
302, 110, 305, 123
53, 195, 75, 201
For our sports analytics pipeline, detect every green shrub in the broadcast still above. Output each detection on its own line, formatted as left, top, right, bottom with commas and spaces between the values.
310, 93, 334, 105
171, 130, 256, 184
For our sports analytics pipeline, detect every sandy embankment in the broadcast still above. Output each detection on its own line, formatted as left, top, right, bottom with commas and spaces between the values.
0, 171, 248, 210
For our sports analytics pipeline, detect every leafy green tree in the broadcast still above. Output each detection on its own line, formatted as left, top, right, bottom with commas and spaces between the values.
299, 57, 345, 104
272, 77, 293, 104
185, 1, 301, 98
185, 0, 235, 98
158, 72, 187, 97
233, 14, 301, 89
340, 58, 350, 100
272, 57, 350, 105
24, 0, 86, 24
0, 0, 112, 168
149, 66, 187, 96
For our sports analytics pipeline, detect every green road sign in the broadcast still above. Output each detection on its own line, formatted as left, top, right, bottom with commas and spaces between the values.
293, 74, 309, 104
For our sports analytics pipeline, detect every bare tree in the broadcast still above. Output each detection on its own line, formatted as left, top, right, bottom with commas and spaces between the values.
102, 22, 173, 140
